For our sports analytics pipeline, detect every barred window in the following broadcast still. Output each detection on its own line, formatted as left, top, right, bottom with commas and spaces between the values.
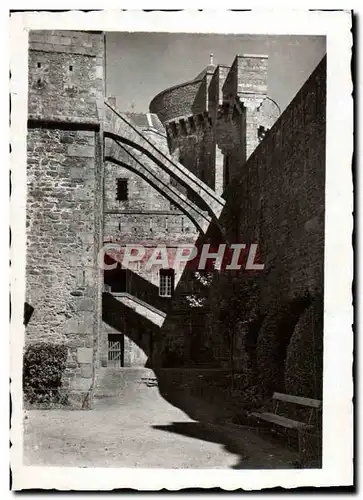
116, 179, 128, 201
159, 269, 175, 298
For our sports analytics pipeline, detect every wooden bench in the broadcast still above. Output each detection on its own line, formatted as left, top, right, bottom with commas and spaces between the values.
249, 392, 322, 453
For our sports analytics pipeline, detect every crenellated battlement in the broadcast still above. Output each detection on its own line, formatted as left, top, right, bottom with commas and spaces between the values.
165, 112, 212, 140
150, 53, 271, 125
151, 53, 280, 194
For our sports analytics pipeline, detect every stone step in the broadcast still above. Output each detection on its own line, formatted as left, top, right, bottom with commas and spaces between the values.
94, 367, 158, 396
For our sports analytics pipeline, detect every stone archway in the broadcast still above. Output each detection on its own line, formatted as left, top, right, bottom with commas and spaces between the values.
103, 100, 225, 223
104, 143, 212, 234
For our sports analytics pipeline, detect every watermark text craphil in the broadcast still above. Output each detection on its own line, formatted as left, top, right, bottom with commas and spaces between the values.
99, 243, 265, 272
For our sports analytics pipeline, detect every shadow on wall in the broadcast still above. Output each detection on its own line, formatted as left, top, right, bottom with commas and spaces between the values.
102, 56, 326, 419
102, 212, 324, 425
24, 302, 35, 326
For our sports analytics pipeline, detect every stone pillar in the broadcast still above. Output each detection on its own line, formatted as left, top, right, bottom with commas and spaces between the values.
236, 54, 268, 159
214, 145, 225, 196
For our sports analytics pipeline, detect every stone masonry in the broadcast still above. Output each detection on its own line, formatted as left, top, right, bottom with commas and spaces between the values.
25, 30, 326, 405
26, 31, 105, 403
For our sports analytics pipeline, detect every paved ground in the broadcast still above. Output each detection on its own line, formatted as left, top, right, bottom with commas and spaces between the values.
23, 369, 299, 469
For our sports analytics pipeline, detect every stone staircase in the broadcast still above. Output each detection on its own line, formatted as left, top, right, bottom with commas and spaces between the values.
103, 100, 225, 230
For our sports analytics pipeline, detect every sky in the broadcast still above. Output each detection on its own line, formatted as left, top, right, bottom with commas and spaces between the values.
105, 32, 326, 114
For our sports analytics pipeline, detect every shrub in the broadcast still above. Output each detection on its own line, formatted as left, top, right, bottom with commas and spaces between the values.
23, 342, 68, 405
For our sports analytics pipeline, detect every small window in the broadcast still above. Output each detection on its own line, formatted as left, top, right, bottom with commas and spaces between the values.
116, 179, 128, 201
37, 62, 41, 68
159, 269, 175, 298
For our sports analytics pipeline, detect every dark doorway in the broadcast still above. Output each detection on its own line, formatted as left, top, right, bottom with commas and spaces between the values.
104, 265, 127, 293
108, 333, 124, 367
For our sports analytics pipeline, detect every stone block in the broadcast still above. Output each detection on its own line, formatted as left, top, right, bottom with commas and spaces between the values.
77, 297, 94, 311
76, 316, 94, 334
29, 33, 47, 44
59, 36, 72, 46
70, 166, 85, 179
70, 377, 92, 391
84, 267, 97, 287
64, 318, 79, 334
77, 347, 93, 364
80, 363, 93, 378
79, 232, 95, 245
95, 65, 103, 79
67, 145, 95, 158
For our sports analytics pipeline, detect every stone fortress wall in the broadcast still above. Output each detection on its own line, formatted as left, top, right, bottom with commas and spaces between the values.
149, 52, 326, 398
25, 30, 326, 404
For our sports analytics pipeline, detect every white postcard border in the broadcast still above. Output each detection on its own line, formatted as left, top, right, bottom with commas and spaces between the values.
9, 9, 353, 490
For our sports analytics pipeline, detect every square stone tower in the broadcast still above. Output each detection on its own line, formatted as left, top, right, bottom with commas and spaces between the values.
26, 30, 105, 405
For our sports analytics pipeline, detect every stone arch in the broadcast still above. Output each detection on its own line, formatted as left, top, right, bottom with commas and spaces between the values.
104, 139, 212, 235
103, 101, 225, 221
